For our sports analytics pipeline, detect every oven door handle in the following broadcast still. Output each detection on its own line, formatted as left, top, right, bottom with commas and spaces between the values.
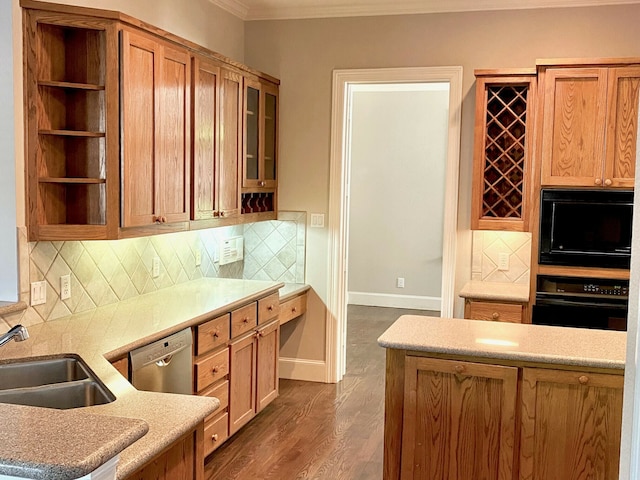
535, 296, 627, 311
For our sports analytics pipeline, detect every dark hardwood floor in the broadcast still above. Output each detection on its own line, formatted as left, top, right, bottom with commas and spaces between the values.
204, 305, 437, 480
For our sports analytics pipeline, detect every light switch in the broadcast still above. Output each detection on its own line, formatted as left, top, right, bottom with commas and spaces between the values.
310, 213, 325, 228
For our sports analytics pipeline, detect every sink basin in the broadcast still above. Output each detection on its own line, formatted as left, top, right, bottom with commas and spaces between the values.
0, 355, 90, 389
0, 354, 115, 409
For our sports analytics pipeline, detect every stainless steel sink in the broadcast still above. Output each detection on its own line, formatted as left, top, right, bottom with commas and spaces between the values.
0, 354, 115, 409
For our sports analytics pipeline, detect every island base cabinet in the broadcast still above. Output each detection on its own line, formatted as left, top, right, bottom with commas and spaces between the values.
400, 356, 518, 480
519, 368, 623, 480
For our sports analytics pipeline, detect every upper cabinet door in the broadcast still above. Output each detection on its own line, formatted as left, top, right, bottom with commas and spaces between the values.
121, 29, 190, 228
121, 29, 158, 227
218, 69, 243, 218
604, 66, 640, 188
191, 55, 220, 221
540, 68, 609, 187
157, 45, 191, 224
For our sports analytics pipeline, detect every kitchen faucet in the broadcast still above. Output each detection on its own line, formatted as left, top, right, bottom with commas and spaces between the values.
0, 325, 29, 347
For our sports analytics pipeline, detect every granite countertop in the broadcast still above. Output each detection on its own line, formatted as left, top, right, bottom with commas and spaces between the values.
0, 277, 287, 480
459, 281, 530, 303
378, 315, 626, 370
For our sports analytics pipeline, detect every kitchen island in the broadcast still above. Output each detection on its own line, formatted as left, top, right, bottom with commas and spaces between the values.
0, 278, 285, 480
378, 315, 625, 480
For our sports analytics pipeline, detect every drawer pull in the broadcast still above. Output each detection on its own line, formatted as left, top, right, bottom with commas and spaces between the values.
578, 375, 589, 385
211, 434, 219, 442
454, 365, 465, 374
212, 331, 219, 338
243, 317, 249, 323
492, 312, 500, 320
292, 307, 297, 313
267, 305, 274, 311
212, 366, 219, 374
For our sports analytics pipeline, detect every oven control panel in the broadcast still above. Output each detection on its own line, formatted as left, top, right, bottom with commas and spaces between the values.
537, 275, 629, 298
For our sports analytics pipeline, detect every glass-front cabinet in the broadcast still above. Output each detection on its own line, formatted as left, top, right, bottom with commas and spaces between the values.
242, 76, 278, 215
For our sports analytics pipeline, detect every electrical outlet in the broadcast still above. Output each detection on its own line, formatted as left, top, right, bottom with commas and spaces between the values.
195, 249, 202, 267
152, 257, 160, 278
396, 277, 405, 288
60, 275, 71, 300
30, 281, 46, 306
498, 252, 510, 271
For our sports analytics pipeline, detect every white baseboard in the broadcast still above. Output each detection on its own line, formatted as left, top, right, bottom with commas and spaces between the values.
279, 357, 327, 382
348, 291, 441, 311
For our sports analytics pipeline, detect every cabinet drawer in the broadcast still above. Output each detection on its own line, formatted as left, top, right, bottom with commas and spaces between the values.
204, 412, 229, 456
201, 379, 229, 420
195, 314, 230, 356
467, 300, 523, 323
258, 292, 280, 325
194, 347, 229, 392
279, 294, 307, 325
231, 302, 257, 338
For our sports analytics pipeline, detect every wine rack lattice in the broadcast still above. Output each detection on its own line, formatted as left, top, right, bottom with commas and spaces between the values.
482, 85, 528, 219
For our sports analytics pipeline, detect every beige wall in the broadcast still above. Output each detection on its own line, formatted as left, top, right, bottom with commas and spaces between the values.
245, 4, 640, 362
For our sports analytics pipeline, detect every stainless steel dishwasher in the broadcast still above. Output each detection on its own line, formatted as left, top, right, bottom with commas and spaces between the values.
129, 327, 193, 395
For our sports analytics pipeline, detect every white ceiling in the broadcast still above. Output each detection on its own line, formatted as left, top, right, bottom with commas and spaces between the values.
209, 0, 640, 20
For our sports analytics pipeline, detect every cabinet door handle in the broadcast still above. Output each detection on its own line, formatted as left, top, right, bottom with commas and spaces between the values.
212, 366, 219, 374
211, 434, 219, 442
212, 330, 219, 338
153, 215, 162, 224
292, 307, 297, 313
454, 365, 465, 374
578, 375, 589, 385
219, 211, 225, 218
604, 178, 613, 187
267, 305, 274, 311
492, 312, 500, 320
595, 178, 602, 185
243, 317, 249, 323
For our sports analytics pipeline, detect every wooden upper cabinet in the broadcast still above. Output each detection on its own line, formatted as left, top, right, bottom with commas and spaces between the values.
401, 356, 518, 480
471, 71, 536, 231
190, 56, 243, 224
540, 66, 640, 188
24, 10, 120, 241
519, 367, 623, 480
605, 67, 640, 188
121, 28, 190, 229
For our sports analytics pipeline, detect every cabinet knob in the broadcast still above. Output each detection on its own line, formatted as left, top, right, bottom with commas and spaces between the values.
604, 178, 613, 186
212, 366, 219, 373
492, 312, 500, 320
292, 307, 297, 313
219, 211, 225, 218
154, 215, 162, 224
578, 375, 589, 385
595, 178, 602, 185
211, 434, 219, 442
454, 365, 465, 374
243, 317, 249, 323
212, 330, 219, 338
259, 181, 266, 187
267, 305, 273, 311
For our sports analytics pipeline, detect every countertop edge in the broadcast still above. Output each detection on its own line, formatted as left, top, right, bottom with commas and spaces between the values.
459, 281, 530, 303
279, 283, 310, 303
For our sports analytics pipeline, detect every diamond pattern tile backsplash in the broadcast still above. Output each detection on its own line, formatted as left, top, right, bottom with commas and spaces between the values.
471, 230, 531, 285
1, 212, 306, 328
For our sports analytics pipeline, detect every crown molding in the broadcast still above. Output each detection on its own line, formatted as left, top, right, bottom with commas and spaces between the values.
208, 0, 250, 19
209, 0, 640, 21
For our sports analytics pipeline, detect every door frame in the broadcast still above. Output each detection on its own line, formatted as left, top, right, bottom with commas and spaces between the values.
326, 66, 463, 382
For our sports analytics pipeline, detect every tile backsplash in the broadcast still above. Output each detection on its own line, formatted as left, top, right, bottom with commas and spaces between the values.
471, 230, 531, 285
1, 211, 306, 328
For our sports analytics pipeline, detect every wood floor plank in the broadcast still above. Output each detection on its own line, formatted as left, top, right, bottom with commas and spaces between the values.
204, 305, 436, 480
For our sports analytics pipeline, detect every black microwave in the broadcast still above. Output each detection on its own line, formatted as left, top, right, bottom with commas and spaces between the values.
539, 189, 634, 269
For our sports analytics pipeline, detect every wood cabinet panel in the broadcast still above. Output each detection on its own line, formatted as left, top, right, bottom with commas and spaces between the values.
201, 379, 229, 417
465, 300, 523, 323
194, 347, 229, 393
401, 356, 518, 480
195, 313, 230, 356
231, 302, 257, 338
218, 69, 243, 218
111, 356, 129, 379
605, 67, 640, 187
229, 331, 257, 435
520, 368, 623, 480
256, 319, 279, 412
257, 292, 279, 325
540, 68, 608, 187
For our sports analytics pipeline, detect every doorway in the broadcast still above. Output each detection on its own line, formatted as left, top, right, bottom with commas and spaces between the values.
326, 67, 463, 382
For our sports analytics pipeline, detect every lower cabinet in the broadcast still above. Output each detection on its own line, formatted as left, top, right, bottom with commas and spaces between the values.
124, 423, 203, 480
385, 351, 624, 480
401, 357, 518, 480
229, 318, 279, 435
519, 368, 623, 480
464, 298, 524, 323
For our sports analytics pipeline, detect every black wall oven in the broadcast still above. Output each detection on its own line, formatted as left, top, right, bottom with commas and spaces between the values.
532, 276, 628, 331
539, 189, 633, 269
